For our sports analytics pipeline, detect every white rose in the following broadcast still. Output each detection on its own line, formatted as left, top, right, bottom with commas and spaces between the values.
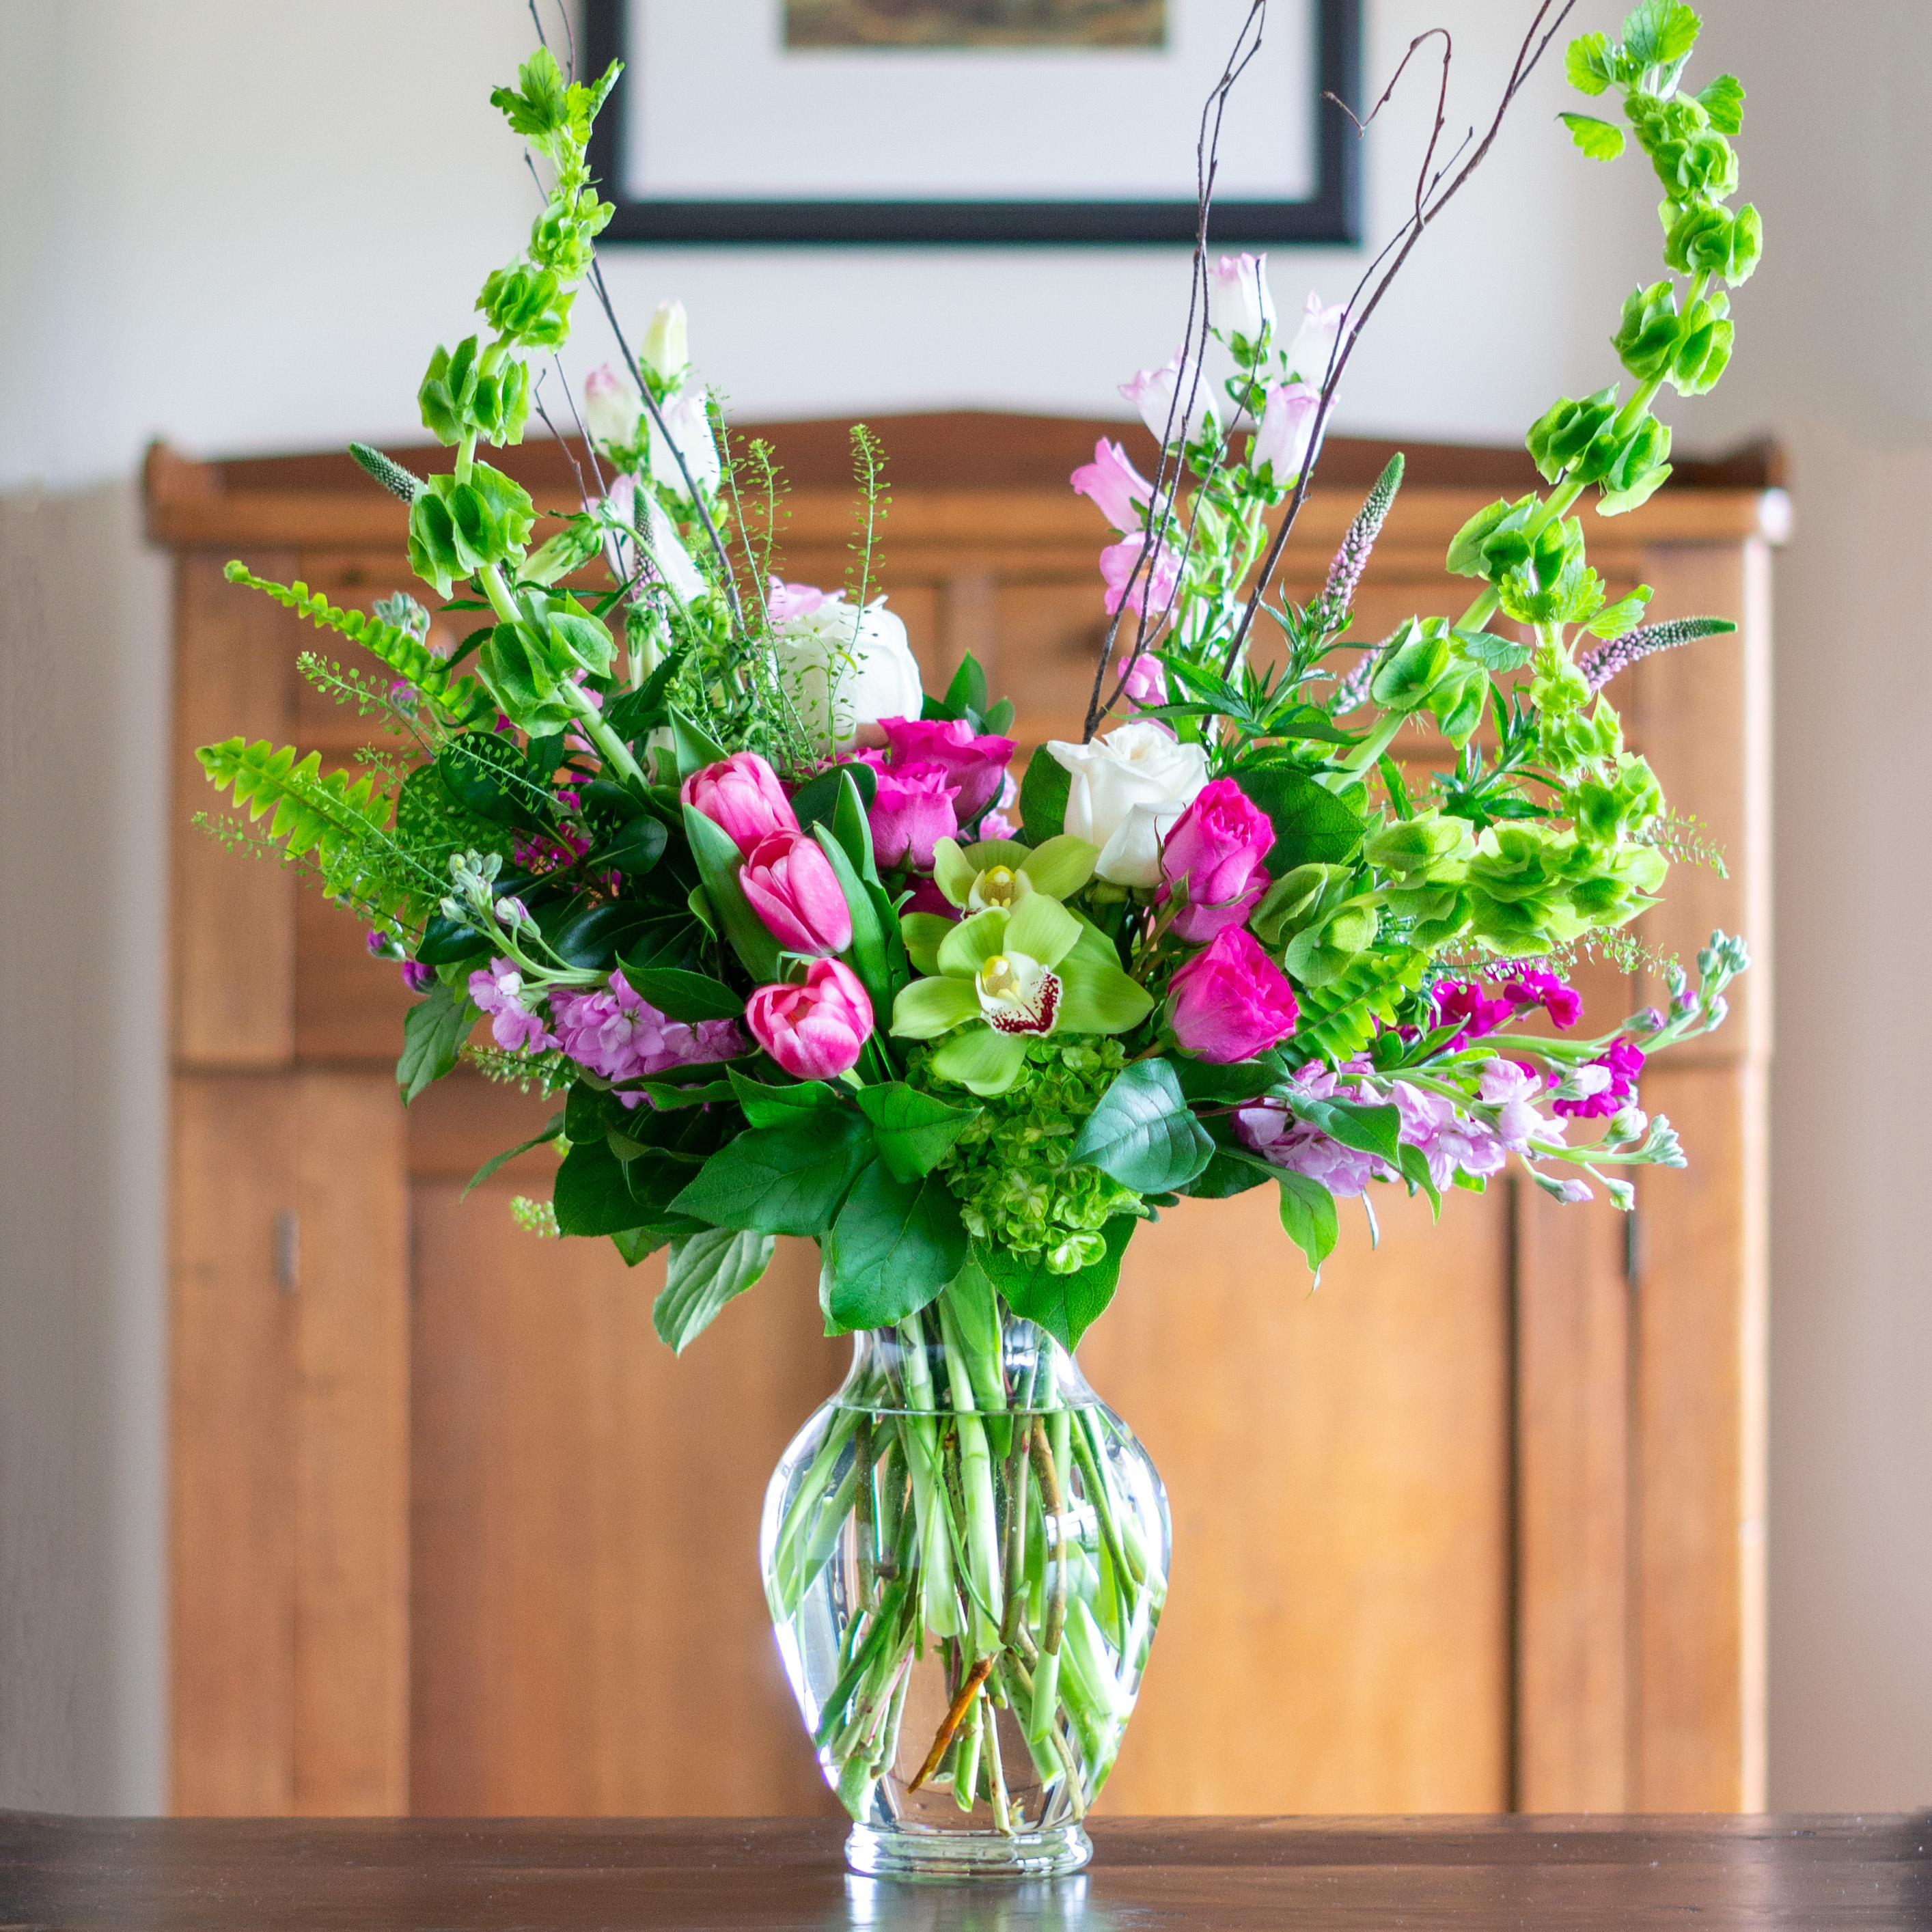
773, 595, 925, 750
1047, 721, 1209, 887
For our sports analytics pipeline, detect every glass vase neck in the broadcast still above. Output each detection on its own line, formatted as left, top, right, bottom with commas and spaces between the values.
835, 1291, 1096, 1415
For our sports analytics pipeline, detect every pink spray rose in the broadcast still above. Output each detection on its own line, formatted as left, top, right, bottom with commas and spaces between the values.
1165, 927, 1301, 1064
1158, 778, 1275, 942
877, 716, 1017, 825
739, 830, 853, 958
1071, 438, 1157, 532
1099, 533, 1183, 619
681, 751, 799, 857
866, 761, 960, 872
745, 958, 874, 1081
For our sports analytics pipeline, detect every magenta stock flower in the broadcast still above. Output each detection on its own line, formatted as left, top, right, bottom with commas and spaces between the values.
550, 970, 744, 1103
746, 958, 874, 1081
1478, 1058, 1566, 1154
468, 958, 558, 1054
866, 761, 960, 871
682, 751, 800, 857
1100, 533, 1182, 619
1555, 1037, 1646, 1120
401, 961, 437, 995
1501, 966, 1585, 1029
877, 716, 1017, 825
1071, 438, 1157, 532
739, 830, 853, 957
1166, 926, 1301, 1063
1250, 380, 1321, 484
1433, 979, 1513, 1050
1159, 778, 1274, 943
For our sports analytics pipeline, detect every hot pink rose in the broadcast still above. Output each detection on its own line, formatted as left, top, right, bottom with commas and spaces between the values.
681, 751, 799, 857
876, 716, 1017, 825
1100, 533, 1182, 620
1166, 927, 1301, 1064
745, 958, 874, 1081
1071, 438, 1157, 532
866, 761, 959, 872
739, 831, 853, 958
1159, 778, 1274, 941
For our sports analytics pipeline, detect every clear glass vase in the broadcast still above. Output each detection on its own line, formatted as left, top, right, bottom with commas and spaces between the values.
760, 1281, 1170, 1880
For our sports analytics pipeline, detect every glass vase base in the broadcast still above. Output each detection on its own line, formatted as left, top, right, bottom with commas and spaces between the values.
846, 1821, 1093, 1881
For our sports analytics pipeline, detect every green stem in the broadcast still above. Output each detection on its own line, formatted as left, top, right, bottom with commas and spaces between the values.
895, 1316, 963, 1640
936, 1295, 1005, 1651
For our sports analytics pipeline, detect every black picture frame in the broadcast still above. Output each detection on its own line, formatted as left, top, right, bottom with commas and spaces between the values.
583, 0, 1362, 247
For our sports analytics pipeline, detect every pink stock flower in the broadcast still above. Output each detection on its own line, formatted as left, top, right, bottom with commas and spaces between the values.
767, 577, 829, 623
1071, 439, 1157, 532
682, 751, 800, 857
1115, 648, 1169, 708
739, 831, 853, 957
1099, 533, 1182, 619
1554, 1037, 1646, 1120
1478, 1058, 1566, 1154
1251, 381, 1321, 483
1119, 348, 1220, 449
468, 958, 559, 1054
1237, 1064, 1383, 1198
1389, 1080, 1507, 1189
549, 969, 743, 1105
1159, 778, 1274, 943
866, 761, 960, 872
745, 958, 874, 1081
401, 961, 437, 995
1166, 927, 1301, 1063
877, 715, 1017, 824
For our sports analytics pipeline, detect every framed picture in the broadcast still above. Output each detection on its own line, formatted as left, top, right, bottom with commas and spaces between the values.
582, 0, 1361, 246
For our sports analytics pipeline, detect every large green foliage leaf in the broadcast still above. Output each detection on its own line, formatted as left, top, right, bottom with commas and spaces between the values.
1019, 744, 1072, 847
397, 980, 476, 1105
1277, 1172, 1340, 1276
975, 1217, 1137, 1349
818, 1165, 967, 1334
554, 1135, 692, 1237
670, 1113, 872, 1236
1234, 765, 1367, 874
652, 1229, 777, 1354
622, 967, 745, 1023
1070, 1060, 1214, 1193
854, 1083, 980, 1182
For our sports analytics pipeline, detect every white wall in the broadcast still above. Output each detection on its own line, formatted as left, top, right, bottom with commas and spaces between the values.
1, 0, 1922, 1812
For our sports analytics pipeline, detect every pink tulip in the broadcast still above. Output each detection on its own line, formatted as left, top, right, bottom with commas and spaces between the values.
1100, 533, 1182, 620
1159, 778, 1274, 941
1166, 927, 1301, 1064
866, 761, 960, 872
876, 717, 1017, 825
1071, 439, 1157, 532
745, 958, 874, 1081
681, 751, 799, 857
1251, 381, 1322, 484
739, 831, 853, 957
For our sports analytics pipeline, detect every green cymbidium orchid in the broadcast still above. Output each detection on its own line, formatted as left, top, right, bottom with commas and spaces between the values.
891, 888, 1153, 1096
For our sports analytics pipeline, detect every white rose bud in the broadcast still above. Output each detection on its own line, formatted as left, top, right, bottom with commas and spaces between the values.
642, 299, 690, 388
1047, 721, 1210, 887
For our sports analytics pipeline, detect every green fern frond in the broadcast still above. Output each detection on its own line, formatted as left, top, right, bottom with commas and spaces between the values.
223, 564, 490, 726
1287, 949, 1428, 1067
197, 736, 434, 920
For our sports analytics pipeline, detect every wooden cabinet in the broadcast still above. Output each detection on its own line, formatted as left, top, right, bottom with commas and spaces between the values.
147, 417, 1780, 1819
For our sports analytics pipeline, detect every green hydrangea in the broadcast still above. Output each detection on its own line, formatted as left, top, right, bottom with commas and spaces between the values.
907, 1038, 1145, 1274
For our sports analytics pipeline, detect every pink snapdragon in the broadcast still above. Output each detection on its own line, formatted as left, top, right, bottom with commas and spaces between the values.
876, 716, 1017, 825
1166, 927, 1301, 1063
682, 751, 800, 856
1555, 1037, 1646, 1120
739, 830, 853, 957
1157, 779, 1274, 943
1099, 533, 1182, 619
549, 970, 745, 1104
468, 958, 559, 1054
745, 958, 874, 1081
1071, 439, 1157, 532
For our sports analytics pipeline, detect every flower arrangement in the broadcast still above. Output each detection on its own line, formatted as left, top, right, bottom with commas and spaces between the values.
197, 0, 1755, 1854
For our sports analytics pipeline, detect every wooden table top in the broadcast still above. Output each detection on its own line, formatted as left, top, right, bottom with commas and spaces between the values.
3, 1813, 1927, 1931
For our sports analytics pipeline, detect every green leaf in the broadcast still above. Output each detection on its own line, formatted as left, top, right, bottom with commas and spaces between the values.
1454, 629, 1534, 672
620, 965, 746, 1023
1398, 1142, 1443, 1216
1289, 1095, 1403, 1165
791, 759, 876, 833
1234, 765, 1366, 874
398, 982, 475, 1105
612, 1226, 669, 1268
682, 803, 782, 982
1277, 1172, 1340, 1275
943, 653, 989, 719
983, 698, 1015, 736
670, 1113, 872, 1236
1698, 73, 1744, 135
589, 814, 667, 877
812, 825, 891, 1016
1071, 1060, 1215, 1193
976, 1217, 1137, 1350
463, 1111, 564, 1199
554, 1135, 679, 1237
829, 769, 881, 886
1182, 1148, 1273, 1200
855, 1083, 981, 1181
670, 706, 729, 782
1564, 31, 1615, 94
819, 1165, 968, 1333
727, 1069, 842, 1127
1173, 1054, 1288, 1105
1560, 112, 1626, 161
652, 1229, 777, 1353
1019, 744, 1072, 846
1620, 0, 1700, 70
